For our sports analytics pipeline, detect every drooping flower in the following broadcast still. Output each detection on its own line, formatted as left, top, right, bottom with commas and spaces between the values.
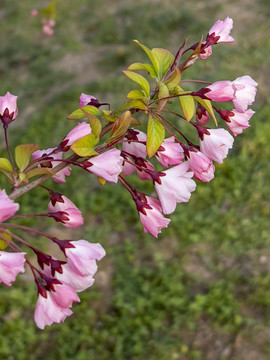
60, 122, 92, 150
155, 137, 184, 168
122, 129, 147, 159
63, 240, 106, 277
34, 282, 80, 329
232, 76, 258, 112
154, 162, 196, 215
204, 81, 235, 102
55, 263, 95, 292
196, 104, 210, 125
83, 149, 123, 183
0, 190, 20, 222
218, 108, 255, 136
136, 158, 155, 180
32, 148, 71, 184
200, 128, 234, 164
0, 92, 18, 126
0, 251, 26, 286
48, 193, 84, 229
186, 148, 215, 182
136, 195, 170, 237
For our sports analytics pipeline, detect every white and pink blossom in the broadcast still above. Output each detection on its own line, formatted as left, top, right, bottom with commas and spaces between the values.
186, 149, 215, 182
232, 76, 258, 112
0, 251, 26, 286
155, 137, 184, 168
79, 93, 97, 108
225, 109, 255, 136
200, 128, 234, 164
34, 283, 80, 329
0, 92, 18, 125
138, 196, 170, 237
208, 17, 234, 43
32, 148, 71, 184
0, 190, 20, 222
122, 129, 147, 159
84, 149, 123, 183
155, 162, 196, 215
61, 122, 92, 148
205, 81, 235, 102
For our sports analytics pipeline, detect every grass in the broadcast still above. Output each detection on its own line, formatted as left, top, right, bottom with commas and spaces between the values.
0, 0, 270, 359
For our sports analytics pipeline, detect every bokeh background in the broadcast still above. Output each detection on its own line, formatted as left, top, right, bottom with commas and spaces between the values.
0, 0, 270, 359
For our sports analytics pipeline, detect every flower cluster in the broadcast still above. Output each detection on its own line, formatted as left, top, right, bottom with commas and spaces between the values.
0, 17, 257, 328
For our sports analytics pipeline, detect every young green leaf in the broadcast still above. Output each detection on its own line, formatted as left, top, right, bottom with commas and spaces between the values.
67, 106, 100, 120
71, 135, 98, 157
180, 95, 195, 121
151, 48, 174, 78
147, 114, 165, 158
127, 62, 156, 78
26, 168, 53, 179
108, 111, 132, 143
157, 82, 169, 112
123, 70, 150, 98
15, 144, 40, 172
0, 158, 13, 173
133, 40, 159, 76
82, 112, 102, 138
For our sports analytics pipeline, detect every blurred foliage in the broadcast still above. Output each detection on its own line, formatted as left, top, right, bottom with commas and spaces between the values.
0, 0, 270, 359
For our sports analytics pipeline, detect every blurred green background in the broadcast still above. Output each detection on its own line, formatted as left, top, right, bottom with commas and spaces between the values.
0, 0, 270, 359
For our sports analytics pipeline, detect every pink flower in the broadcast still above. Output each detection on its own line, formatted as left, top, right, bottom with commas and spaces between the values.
0, 92, 18, 126
137, 196, 170, 237
200, 128, 234, 164
232, 76, 258, 112
208, 17, 234, 43
48, 193, 84, 229
34, 282, 80, 329
55, 263, 95, 292
0, 251, 26, 286
154, 162, 196, 215
79, 93, 97, 108
83, 149, 123, 183
155, 137, 184, 168
122, 129, 147, 159
42, 25, 54, 37
61, 122, 92, 149
32, 148, 71, 184
48, 20, 56, 27
0, 190, 20, 222
205, 81, 235, 102
196, 104, 210, 125
199, 43, 212, 60
64, 240, 106, 277
226, 109, 255, 136
186, 148, 215, 182
31, 9, 38, 16
137, 159, 155, 180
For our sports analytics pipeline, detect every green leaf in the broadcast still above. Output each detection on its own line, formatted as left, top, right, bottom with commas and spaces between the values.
194, 96, 218, 126
82, 112, 102, 138
26, 168, 53, 179
133, 40, 159, 77
123, 70, 150, 98
118, 99, 147, 113
157, 82, 169, 112
108, 111, 132, 143
127, 62, 156, 78
0, 158, 13, 173
15, 144, 39, 171
102, 110, 117, 122
0, 231, 11, 250
165, 68, 181, 90
67, 106, 100, 120
71, 135, 98, 157
127, 90, 145, 99
147, 114, 165, 158
151, 48, 174, 78
180, 95, 195, 121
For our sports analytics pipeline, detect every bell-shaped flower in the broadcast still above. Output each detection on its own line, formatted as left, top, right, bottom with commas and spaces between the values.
32, 148, 71, 184
208, 17, 234, 43
0, 190, 20, 222
64, 240, 105, 277
48, 193, 83, 229
155, 137, 184, 168
79, 93, 98, 108
200, 128, 234, 164
34, 282, 80, 329
232, 76, 258, 112
226, 108, 255, 136
0, 92, 18, 126
83, 149, 123, 183
154, 162, 196, 215
205, 81, 235, 102
0, 251, 26, 286
60, 122, 92, 150
136, 158, 155, 180
55, 262, 95, 293
122, 129, 147, 159
137, 196, 170, 238
186, 148, 215, 182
